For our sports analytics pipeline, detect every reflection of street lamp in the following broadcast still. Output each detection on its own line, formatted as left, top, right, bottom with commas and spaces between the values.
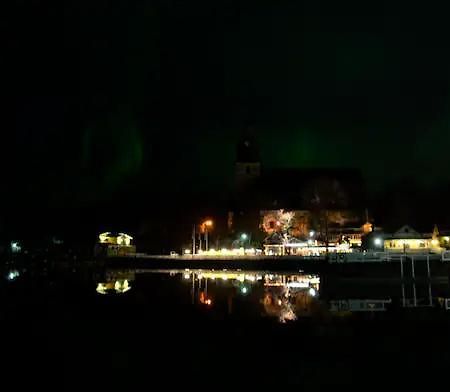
202, 220, 213, 251
11, 241, 21, 253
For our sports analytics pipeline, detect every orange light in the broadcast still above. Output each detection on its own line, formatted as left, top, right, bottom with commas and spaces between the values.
200, 219, 214, 233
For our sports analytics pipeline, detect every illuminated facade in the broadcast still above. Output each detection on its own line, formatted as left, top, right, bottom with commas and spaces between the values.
260, 208, 371, 255
95, 269, 135, 294
96, 232, 136, 257
383, 225, 442, 253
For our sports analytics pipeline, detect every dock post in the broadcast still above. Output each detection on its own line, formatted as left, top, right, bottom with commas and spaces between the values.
412, 257, 417, 307
400, 256, 406, 307
428, 283, 433, 306
192, 224, 196, 255
400, 256, 404, 280
191, 273, 195, 304
427, 255, 432, 306
401, 283, 406, 307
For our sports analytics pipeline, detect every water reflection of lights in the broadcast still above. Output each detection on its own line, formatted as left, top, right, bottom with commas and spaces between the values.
177, 269, 321, 320
191, 272, 264, 283
180, 271, 319, 295
264, 274, 320, 293
7, 270, 20, 281
96, 279, 131, 294
199, 291, 213, 306
96, 283, 107, 294
286, 282, 309, 288
261, 273, 321, 322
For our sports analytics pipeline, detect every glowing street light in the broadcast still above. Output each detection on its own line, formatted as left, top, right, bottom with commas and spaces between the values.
201, 219, 214, 252
203, 220, 213, 228
374, 238, 383, 247
240, 233, 248, 241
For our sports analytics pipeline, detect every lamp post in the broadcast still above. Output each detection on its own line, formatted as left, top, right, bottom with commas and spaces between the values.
192, 224, 196, 255
240, 233, 250, 247
202, 220, 213, 252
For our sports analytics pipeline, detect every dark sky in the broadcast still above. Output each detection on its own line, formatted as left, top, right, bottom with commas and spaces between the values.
3, 0, 450, 212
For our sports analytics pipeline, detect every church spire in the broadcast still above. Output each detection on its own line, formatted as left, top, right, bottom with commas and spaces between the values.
235, 129, 261, 190
236, 131, 260, 163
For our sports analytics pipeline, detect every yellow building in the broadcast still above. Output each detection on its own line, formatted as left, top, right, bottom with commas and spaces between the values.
384, 225, 441, 253
96, 232, 136, 256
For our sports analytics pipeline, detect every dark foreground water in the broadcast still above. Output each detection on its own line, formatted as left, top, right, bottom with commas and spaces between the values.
2, 266, 450, 389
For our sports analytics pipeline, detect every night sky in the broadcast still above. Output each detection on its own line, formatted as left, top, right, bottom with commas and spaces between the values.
3, 1, 450, 216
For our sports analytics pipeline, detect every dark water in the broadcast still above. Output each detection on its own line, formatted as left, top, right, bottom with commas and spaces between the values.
2, 266, 450, 389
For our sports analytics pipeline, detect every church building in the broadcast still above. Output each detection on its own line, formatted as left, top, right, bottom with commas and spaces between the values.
228, 134, 370, 249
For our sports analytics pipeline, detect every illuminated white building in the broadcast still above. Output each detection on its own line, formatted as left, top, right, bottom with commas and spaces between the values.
95, 232, 136, 257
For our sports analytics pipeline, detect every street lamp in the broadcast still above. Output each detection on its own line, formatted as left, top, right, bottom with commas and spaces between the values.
240, 232, 251, 248
202, 220, 213, 251
374, 237, 383, 247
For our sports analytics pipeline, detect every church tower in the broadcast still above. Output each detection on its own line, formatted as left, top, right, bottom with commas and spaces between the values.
235, 134, 261, 190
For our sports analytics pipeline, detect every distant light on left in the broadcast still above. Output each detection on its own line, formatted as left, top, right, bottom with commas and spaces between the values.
11, 241, 21, 253
7, 270, 20, 281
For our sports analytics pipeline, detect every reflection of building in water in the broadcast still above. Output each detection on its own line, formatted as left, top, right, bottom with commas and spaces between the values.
264, 273, 320, 289
329, 299, 392, 313
96, 269, 135, 294
180, 269, 320, 322
182, 270, 265, 308
95, 232, 136, 257
262, 275, 320, 322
